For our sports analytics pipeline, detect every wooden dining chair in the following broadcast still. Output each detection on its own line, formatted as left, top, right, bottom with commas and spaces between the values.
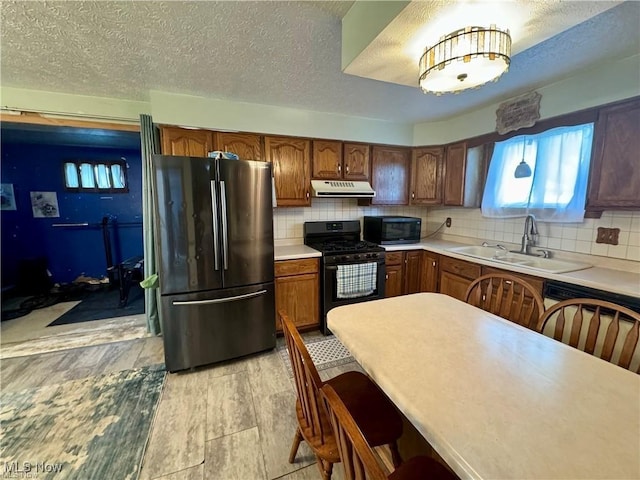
464, 273, 545, 329
536, 298, 640, 373
320, 383, 456, 480
280, 311, 403, 480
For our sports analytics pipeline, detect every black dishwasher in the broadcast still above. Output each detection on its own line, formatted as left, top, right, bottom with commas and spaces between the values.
544, 280, 640, 313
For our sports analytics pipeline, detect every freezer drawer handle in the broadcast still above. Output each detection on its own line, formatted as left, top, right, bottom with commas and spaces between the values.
210, 180, 220, 271
220, 180, 229, 270
172, 289, 267, 306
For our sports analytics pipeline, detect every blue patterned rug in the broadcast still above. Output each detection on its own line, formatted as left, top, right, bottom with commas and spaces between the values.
0, 364, 165, 479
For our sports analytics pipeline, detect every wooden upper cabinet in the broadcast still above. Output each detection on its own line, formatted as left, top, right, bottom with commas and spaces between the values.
160, 126, 214, 157
343, 143, 370, 181
213, 132, 263, 161
312, 140, 343, 179
587, 99, 640, 210
265, 136, 311, 207
371, 146, 410, 205
312, 141, 370, 181
411, 147, 443, 205
443, 142, 467, 206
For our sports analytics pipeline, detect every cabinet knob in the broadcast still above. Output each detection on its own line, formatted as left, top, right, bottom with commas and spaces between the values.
385, 274, 388, 280
412, 192, 415, 199
338, 164, 341, 173
432, 261, 436, 267
306, 191, 310, 199
346, 165, 350, 174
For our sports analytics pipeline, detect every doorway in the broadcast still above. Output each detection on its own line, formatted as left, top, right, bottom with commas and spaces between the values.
1, 120, 148, 356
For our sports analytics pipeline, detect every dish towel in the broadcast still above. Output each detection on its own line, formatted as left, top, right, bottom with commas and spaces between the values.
336, 263, 378, 299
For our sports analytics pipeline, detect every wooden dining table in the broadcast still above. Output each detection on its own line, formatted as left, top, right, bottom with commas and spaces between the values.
327, 292, 640, 480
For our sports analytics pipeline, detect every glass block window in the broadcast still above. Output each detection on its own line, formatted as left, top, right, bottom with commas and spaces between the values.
63, 160, 128, 192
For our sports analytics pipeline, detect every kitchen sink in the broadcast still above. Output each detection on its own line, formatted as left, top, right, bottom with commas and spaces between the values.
445, 245, 592, 274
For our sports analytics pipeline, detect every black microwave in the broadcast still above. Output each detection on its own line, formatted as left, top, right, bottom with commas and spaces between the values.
363, 216, 422, 245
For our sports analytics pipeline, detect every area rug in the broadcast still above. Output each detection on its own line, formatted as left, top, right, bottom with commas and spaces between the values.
0, 364, 166, 479
48, 286, 144, 326
279, 335, 354, 376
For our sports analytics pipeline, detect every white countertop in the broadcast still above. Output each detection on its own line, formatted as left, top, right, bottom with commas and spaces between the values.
274, 243, 321, 261
384, 239, 640, 298
328, 293, 640, 480
272, 238, 639, 298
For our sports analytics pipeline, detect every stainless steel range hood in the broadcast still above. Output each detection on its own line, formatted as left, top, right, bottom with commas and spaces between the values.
311, 180, 376, 198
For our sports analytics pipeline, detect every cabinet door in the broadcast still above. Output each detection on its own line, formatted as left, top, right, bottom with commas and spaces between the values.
275, 272, 319, 331
214, 132, 263, 161
385, 264, 404, 298
160, 126, 214, 157
587, 99, 640, 210
439, 271, 474, 301
312, 140, 343, 179
343, 143, 370, 181
371, 146, 410, 205
404, 251, 422, 294
443, 142, 467, 206
411, 147, 443, 205
420, 251, 439, 293
265, 136, 311, 207
439, 256, 481, 301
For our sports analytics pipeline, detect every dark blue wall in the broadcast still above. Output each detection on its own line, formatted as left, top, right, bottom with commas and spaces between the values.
1, 142, 143, 286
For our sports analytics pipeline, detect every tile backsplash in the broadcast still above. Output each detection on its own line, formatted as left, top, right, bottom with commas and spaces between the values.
273, 199, 432, 240
417, 208, 640, 262
273, 200, 640, 262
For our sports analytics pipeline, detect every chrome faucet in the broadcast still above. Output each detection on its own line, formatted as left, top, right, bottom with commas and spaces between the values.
512, 214, 549, 257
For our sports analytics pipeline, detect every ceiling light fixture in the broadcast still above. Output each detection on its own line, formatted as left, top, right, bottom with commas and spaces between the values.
419, 25, 511, 95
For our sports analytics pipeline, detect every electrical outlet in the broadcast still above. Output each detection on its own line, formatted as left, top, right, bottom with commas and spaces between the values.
445, 217, 452, 227
596, 227, 620, 245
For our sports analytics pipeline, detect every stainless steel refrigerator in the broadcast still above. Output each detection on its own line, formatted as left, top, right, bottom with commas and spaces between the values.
152, 154, 276, 372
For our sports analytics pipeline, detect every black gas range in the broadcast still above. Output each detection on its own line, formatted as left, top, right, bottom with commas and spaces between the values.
304, 221, 386, 334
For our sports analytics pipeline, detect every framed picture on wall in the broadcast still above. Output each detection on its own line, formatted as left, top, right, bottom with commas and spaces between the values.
1, 184, 17, 210
30, 191, 60, 218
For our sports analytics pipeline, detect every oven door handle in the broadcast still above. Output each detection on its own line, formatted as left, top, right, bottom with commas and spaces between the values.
325, 261, 385, 271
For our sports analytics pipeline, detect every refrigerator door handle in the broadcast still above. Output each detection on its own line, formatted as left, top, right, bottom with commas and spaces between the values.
210, 180, 220, 271
220, 180, 229, 270
172, 289, 268, 306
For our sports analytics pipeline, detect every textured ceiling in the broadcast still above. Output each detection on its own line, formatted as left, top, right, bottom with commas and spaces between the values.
1, 1, 639, 124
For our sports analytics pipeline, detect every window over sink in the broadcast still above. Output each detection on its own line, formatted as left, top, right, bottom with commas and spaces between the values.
481, 123, 594, 222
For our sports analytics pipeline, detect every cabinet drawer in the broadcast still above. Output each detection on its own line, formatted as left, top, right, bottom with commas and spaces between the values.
440, 256, 481, 279
275, 258, 319, 277
385, 251, 404, 266
481, 266, 544, 295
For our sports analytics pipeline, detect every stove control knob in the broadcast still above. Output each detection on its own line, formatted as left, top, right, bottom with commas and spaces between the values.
354, 255, 360, 260
371, 253, 377, 259
341, 256, 348, 262
365, 254, 371, 259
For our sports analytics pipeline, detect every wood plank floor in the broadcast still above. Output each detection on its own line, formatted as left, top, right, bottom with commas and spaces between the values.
1, 332, 364, 479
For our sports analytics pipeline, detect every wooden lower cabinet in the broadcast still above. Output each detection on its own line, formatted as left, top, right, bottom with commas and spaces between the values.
385, 250, 422, 297
275, 258, 319, 332
420, 251, 439, 293
384, 251, 404, 297
439, 256, 481, 301
404, 251, 422, 294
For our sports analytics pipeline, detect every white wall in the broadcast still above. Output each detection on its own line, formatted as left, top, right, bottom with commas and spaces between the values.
149, 91, 413, 145
0, 87, 150, 121
413, 54, 640, 145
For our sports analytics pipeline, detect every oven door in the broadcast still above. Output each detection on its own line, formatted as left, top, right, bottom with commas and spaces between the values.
321, 259, 385, 334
